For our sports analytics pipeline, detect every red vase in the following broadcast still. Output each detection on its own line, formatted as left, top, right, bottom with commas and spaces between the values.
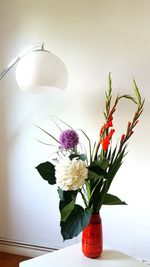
82, 213, 103, 258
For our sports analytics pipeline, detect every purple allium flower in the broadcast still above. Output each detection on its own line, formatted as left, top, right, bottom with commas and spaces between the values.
59, 129, 79, 149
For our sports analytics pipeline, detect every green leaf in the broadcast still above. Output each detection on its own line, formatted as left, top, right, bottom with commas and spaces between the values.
90, 159, 109, 170
97, 147, 127, 211
108, 72, 112, 97
88, 177, 103, 205
58, 188, 78, 214
88, 164, 106, 176
60, 205, 91, 240
58, 188, 65, 201
88, 170, 102, 180
103, 193, 127, 205
58, 188, 77, 202
79, 154, 87, 161
85, 180, 91, 200
69, 154, 87, 161
49, 115, 73, 129
119, 94, 137, 104
88, 171, 104, 193
109, 144, 118, 164
89, 178, 104, 213
107, 146, 127, 181
133, 79, 142, 107
34, 124, 60, 144
61, 199, 76, 222
69, 154, 80, 160
77, 129, 92, 163
35, 161, 56, 185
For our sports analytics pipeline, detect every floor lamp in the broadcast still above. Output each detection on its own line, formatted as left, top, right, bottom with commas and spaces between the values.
0, 43, 68, 92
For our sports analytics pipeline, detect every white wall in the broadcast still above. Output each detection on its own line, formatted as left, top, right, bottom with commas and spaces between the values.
0, 0, 150, 261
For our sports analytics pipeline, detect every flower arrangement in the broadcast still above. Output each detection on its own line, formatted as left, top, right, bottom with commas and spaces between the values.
36, 74, 144, 241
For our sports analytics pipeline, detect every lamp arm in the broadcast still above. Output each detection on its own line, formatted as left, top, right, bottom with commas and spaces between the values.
0, 43, 45, 80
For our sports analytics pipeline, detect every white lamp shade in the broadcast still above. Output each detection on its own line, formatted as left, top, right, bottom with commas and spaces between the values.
15, 50, 68, 92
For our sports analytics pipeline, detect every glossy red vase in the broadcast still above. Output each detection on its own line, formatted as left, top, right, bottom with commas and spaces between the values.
82, 213, 103, 258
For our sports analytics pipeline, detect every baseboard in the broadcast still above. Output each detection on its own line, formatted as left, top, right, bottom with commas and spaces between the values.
0, 238, 57, 257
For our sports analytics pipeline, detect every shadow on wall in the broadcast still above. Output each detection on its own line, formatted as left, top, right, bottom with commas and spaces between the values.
0, 82, 11, 239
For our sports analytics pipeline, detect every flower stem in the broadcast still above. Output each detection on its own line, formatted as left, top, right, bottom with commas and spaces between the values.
79, 188, 88, 208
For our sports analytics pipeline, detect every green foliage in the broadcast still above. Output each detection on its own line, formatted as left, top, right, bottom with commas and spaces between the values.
103, 194, 127, 205
133, 79, 142, 107
89, 159, 109, 170
69, 154, 87, 161
61, 199, 76, 222
58, 187, 77, 202
36, 161, 56, 185
60, 205, 91, 240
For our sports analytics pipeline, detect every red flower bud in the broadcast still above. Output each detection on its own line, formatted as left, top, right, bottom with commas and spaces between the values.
129, 130, 134, 137
108, 115, 113, 122
127, 121, 131, 131
121, 134, 125, 143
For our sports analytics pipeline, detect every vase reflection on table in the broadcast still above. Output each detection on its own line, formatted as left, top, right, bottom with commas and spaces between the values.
35, 74, 144, 259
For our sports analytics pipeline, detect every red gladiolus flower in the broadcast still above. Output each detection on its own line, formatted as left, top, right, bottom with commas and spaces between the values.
108, 115, 113, 121
101, 136, 110, 151
108, 129, 115, 139
106, 120, 113, 128
101, 129, 115, 151
100, 118, 113, 137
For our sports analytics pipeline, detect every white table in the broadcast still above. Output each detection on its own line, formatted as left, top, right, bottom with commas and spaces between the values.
19, 243, 149, 267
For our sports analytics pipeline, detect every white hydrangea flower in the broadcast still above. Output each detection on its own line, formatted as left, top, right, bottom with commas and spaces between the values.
55, 157, 88, 191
